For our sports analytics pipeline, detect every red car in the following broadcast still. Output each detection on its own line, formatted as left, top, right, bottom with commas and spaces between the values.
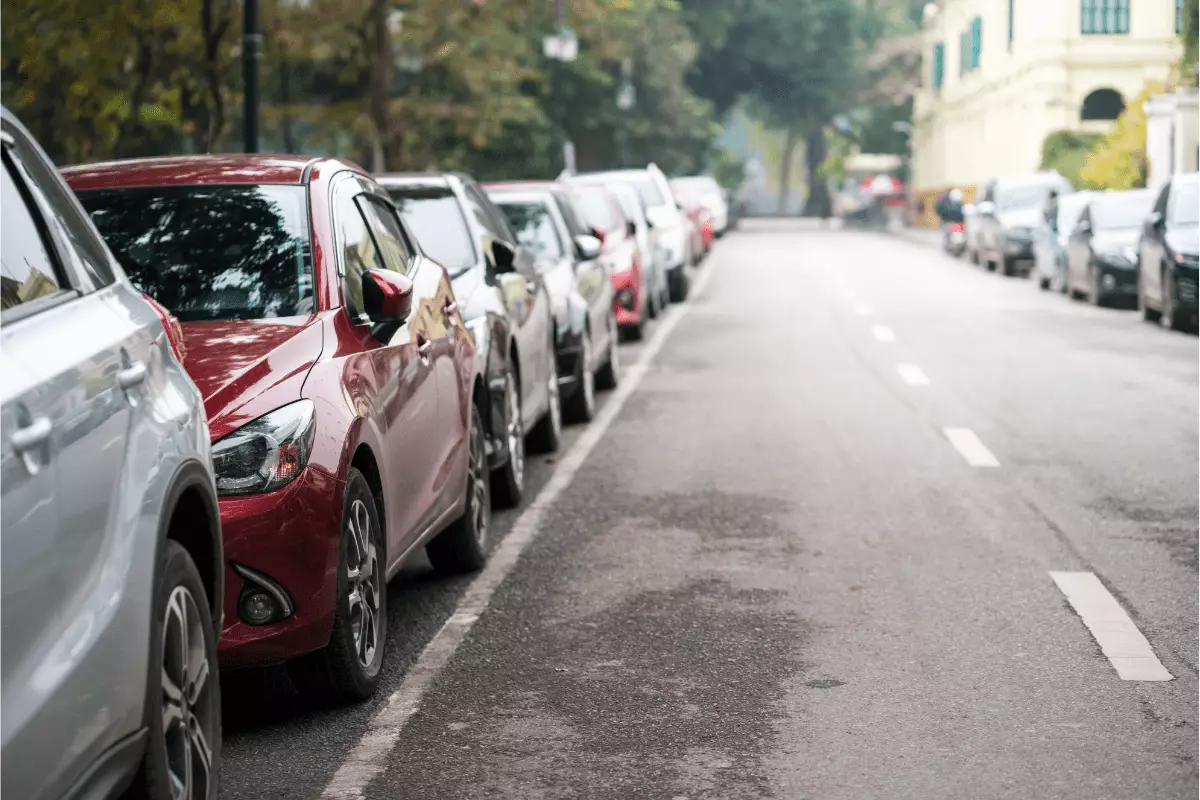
65, 155, 490, 702
670, 178, 714, 261
567, 181, 650, 339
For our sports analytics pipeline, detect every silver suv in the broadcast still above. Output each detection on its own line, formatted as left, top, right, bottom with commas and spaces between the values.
1, 108, 223, 800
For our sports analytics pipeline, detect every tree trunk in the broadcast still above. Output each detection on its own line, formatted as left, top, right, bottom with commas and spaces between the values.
117, 34, 156, 157
280, 56, 297, 154
777, 124, 799, 215
368, 0, 394, 172
201, 0, 232, 152
802, 124, 832, 218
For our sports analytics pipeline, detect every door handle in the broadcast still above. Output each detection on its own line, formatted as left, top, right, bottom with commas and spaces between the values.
117, 360, 147, 390
11, 416, 52, 453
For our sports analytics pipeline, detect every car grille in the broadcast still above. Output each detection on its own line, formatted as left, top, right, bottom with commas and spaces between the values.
1177, 273, 1198, 303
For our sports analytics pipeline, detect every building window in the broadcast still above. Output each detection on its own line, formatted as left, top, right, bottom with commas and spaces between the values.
1008, 0, 1015, 50
1178, 0, 1185, 33
1081, 0, 1130, 35
932, 43, 945, 89
1081, 88, 1126, 121
970, 17, 982, 69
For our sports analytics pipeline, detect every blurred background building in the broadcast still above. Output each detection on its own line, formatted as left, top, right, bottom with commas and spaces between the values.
911, 0, 1185, 224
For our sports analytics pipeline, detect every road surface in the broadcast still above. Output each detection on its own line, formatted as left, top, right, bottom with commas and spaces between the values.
220, 220, 1198, 800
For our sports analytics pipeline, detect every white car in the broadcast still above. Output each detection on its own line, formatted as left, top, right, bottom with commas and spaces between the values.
671, 175, 730, 236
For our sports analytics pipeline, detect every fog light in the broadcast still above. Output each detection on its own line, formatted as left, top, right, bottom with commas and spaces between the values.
1101, 273, 1116, 291
240, 590, 277, 625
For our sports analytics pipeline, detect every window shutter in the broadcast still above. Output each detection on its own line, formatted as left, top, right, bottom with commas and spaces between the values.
971, 17, 982, 69
933, 43, 945, 89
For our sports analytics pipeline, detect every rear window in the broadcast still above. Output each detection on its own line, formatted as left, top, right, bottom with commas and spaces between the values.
627, 178, 665, 209
388, 186, 477, 274
572, 186, 620, 233
996, 184, 1053, 211
1091, 192, 1155, 230
493, 199, 564, 262
78, 184, 313, 321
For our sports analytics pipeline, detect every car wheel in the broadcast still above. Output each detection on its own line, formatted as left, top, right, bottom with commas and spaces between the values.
527, 344, 562, 454
647, 284, 660, 320
595, 318, 620, 391
563, 331, 596, 424
1089, 268, 1106, 307
427, 402, 491, 573
1037, 273, 1051, 291
1140, 277, 1162, 322
490, 367, 524, 509
291, 467, 386, 702
1001, 256, 1015, 277
133, 541, 221, 800
668, 265, 689, 303
1161, 268, 1189, 332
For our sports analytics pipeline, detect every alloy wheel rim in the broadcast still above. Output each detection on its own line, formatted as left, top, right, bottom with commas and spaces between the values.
161, 585, 214, 800
469, 411, 490, 545
346, 498, 382, 673
581, 336, 595, 412
506, 372, 524, 487
547, 354, 562, 437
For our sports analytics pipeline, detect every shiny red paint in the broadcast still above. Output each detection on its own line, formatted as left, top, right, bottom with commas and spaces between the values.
64, 156, 477, 669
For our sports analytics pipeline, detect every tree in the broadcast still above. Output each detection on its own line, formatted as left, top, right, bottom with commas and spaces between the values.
1078, 82, 1163, 191
1039, 130, 1104, 189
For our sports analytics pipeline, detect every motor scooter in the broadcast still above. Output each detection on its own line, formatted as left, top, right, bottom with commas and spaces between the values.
944, 221, 967, 256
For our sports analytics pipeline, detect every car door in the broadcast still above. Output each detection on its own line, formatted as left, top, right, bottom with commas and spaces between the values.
553, 190, 611, 353
1067, 207, 1092, 292
1141, 183, 1170, 305
330, 175, 443, 559
460, 179, 550, 419
1, 123, 157, 800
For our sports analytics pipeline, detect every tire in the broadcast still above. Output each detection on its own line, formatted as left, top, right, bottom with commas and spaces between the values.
490, 367, 524, 509
131, 541, 221, 800
427, 402, 491, 573
1038, 275, 1051, 291
290, 468, 386, 703
527, 344, 562, 454
1160, 268, 1192, 332
668, 265, 689, 303
563, 331, 596, 424
1001, 256, 1015, 277
647, 284, 660, 320
595, 318, 620, 391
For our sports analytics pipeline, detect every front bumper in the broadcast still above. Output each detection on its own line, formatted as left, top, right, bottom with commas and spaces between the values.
1174, 266, 1199, 311
554, 326, 586, 400
1094, 262, 1139, 297
611, 270, 643, 328
218, 465, 344, 668
1003, 236, 1034, 259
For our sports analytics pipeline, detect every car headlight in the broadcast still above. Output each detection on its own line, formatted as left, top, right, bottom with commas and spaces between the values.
1097, 248, 1135, 267
212, 400, 316, 496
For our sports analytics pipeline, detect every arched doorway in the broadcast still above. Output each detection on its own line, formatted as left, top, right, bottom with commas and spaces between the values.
1081, 88, 1126, 121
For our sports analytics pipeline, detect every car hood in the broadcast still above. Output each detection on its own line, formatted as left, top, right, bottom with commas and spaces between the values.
180, 317, 324, 439
999, 207, 1043, 229
1167, 225, 1199, 258
1092, 229, 1140, 252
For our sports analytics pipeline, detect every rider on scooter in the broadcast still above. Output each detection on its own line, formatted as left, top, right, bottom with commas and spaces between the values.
935, 188, 965, 252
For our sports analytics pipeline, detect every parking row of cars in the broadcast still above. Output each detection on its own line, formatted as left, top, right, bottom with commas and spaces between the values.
0, 104, 731, 800
959, 171, 1199, 331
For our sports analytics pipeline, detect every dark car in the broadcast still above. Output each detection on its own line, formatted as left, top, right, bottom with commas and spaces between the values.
1138, 172, 1199, 332
377, 172, 561, 507
1066, 189, 1156, 307
975, 173, 1075, 276
1032, 191, 1094, 292
67, 155, 490, 704
485, 181, 618, 424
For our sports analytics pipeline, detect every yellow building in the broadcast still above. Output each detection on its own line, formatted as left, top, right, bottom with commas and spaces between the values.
912, 0, 1184, 224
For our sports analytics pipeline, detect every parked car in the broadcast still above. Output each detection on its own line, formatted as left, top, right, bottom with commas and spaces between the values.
567, 180, 652, 339
670, 175, 730, 237
572, 165, 690, 302
485, 181, 619, 424
974, 173, 1074, 276
67, 154, 490, 704
1066, 189, 1156, 307
1032, 191, 1094, 292
604, 180, 669, 318
669, 178, 713, 261
377, 172, 561, 507
963, 202, 983, 264
2, 108, 224, 800
1138, 172, 1199, 332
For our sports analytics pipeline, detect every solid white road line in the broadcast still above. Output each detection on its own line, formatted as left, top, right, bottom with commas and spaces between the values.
320, 260, 719, 800
855, 302, 873, 316
896, 363, 929, 386
871, 326, 895, 342
942, 427, 1000, 468
1049, 572, 1173, 681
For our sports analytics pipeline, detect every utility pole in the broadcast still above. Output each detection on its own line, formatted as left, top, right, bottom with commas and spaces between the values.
243, 0, 261, 153
543, 0, 577, 175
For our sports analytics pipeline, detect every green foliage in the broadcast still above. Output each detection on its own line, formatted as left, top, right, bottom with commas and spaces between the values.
1183, 0, 1199, 86
1079, 82, 1163, 191
1039, 130, 1104, 188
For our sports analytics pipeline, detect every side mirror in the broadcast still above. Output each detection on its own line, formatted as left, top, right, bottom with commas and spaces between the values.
491, 239, 517, 273
626, 219, 637, 237
1147, 210, 1164, 230
573, 234, 602, 261
363, 268, 413, 325
591, 226, 607, 244
976, 201, 995, 216
1076, 219, 1092, 235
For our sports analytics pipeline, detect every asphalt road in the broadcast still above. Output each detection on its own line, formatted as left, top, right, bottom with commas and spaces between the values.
219, 220, 1198, 800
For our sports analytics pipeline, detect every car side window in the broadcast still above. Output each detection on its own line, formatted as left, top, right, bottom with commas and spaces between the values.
333, 184, 384, 320
462, 182, 511, 243
357, 195, 413, 276
1, 153, 66, 314
553, 193, 588, 237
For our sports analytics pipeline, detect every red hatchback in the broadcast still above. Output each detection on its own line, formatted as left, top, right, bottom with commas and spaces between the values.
65, 156, 490, 702
568, 182, 649, 339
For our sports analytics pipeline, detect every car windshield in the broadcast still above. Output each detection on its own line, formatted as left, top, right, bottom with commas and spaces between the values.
572, 186, 620, 232
1057, 196, 1091, 232
1170, 181, 1199, 225
625, 177, 665, 209
1091, 192, 1155, 230
78, 184, 313, 322
494, 199, 564, 262
388, 186, 477, 274
996, 184, 1054, 211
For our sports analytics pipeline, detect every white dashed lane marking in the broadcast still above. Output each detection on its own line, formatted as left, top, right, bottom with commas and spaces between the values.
897, 363, 929, 386
871, 326, 895, 342
942, 427, 1000, 467
1050, 572, 1173, 681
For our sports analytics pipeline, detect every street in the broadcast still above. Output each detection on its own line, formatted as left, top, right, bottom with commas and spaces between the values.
219, 220, 1198, 800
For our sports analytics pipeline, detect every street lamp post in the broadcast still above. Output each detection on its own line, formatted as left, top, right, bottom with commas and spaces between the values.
243, 0, 261, 153
543, 1, 577, 175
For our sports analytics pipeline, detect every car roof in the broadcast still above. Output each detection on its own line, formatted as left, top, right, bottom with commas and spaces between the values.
574, 170, 653, 182
374, 172, 454, 190
483, 180, 562, 193
61, 154, 364, 190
